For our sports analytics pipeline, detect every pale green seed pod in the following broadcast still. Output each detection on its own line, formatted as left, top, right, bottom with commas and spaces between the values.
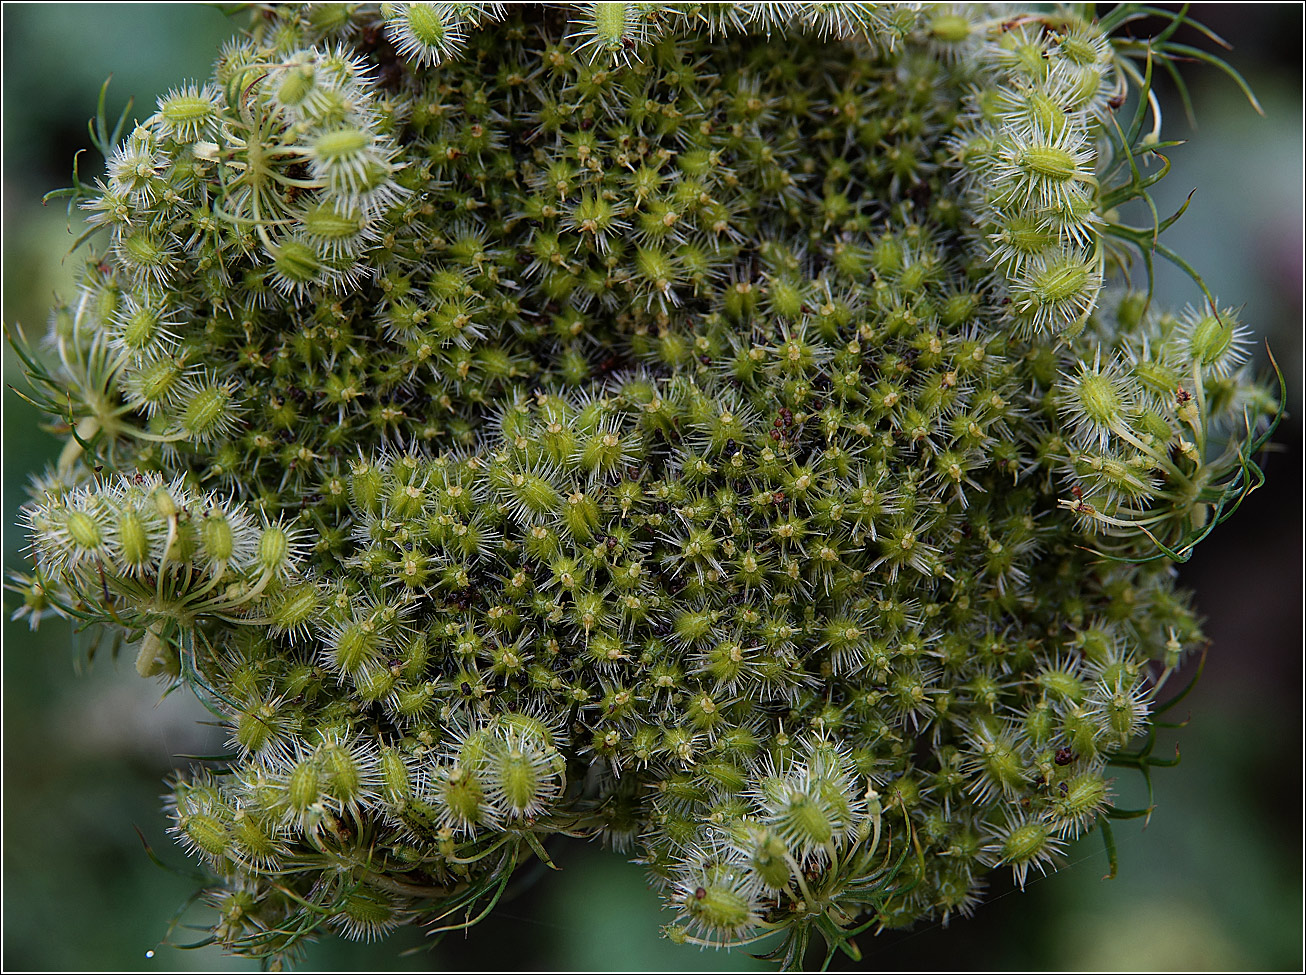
1008, 249, 1102, 336
686, 883, 753, 936
675, 862, 760, 943
152, 483, 180, 520
432, 764, 489, 832
114, 300, 167, 356
1048, 771, 1110, 834
393, 682, 436, 719
1062, 705, 1104, 759
180, 810, 231, 860
349, 461, 385, 515
285, 757, 324, 818
114, 505, 154, 570
458, 728, 497, 770
967, 724, 1028, 802
998, 819, 1063, 887
115, 227, 177, 285
384, 2, 470, 68
332, 885, 403, 942
268, 237, 326, 296
330, 618, 381, 674
353, 663, 396, 701
271, 60, 319, 114
1058, 355, 1137, 450
255, 522, 301, 576
488, 742, 544, 817
234, 700, 290, 756
321, 739, 375, 809
1181, 307, 1250, 376
154, 83, 220, 141
1017, 140, 1080, 183
268, 581, 321, 639
744, 828, 793, 890
1094, 677, 1150, 744
199, 510, 237, 564
379, 746, 414, 805
299, 200, 371, 258
388, 480, 427, 519
561, 489, 599, 538
774, 788, 833, 848
64, 509, 103, 551
486, 729, 562, 819
177, 378, 239, 442
498, 469, 562, 520
230, 808, 282, 868
573, 3, 641, 63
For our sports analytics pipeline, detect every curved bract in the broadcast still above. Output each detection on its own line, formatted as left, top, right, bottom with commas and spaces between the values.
9, 3, 1279, 967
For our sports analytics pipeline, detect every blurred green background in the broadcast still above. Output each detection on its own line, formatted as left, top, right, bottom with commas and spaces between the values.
3, 5, 1300, 971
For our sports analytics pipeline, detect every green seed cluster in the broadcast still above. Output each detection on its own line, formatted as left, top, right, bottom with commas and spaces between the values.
11, 3, 1277, 966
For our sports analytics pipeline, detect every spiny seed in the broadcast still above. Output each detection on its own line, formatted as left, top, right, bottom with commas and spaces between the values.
65, 511, 102, 549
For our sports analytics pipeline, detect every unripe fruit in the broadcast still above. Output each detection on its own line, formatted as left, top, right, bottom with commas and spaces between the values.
286, 759, 322, 816
181, 812, 230, 859
747, 830, 794, 889
685, 882, 753, 936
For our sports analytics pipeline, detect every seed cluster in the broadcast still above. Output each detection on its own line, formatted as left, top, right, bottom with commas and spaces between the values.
12, 3, 1277, 966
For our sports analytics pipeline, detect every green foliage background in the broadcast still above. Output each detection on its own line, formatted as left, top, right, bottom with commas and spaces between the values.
3, 5, 1300, 970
